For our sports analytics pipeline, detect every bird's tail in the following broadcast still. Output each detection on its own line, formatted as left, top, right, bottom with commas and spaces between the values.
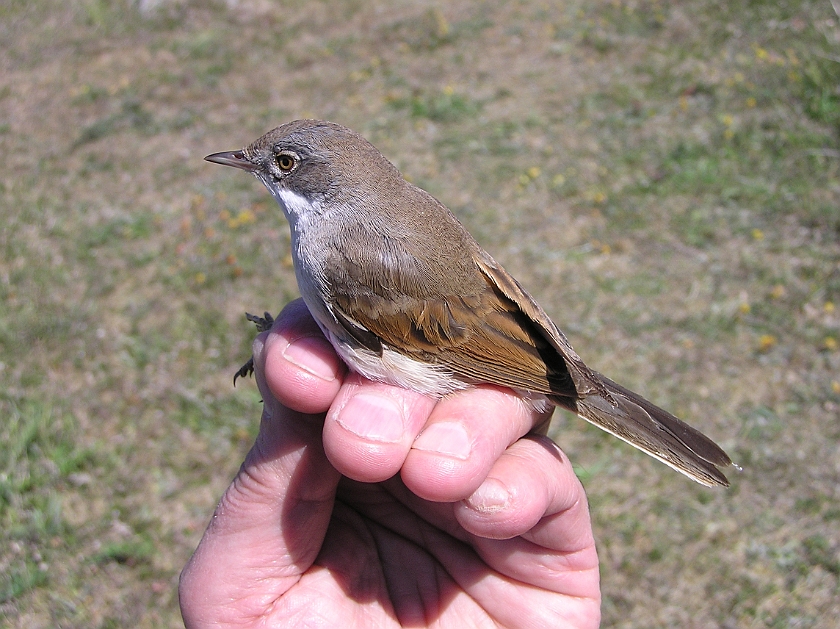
562, 373, 733, 487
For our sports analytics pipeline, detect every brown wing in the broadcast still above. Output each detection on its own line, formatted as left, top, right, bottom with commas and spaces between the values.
326, 214, 582, 399
331, 272, 580, 400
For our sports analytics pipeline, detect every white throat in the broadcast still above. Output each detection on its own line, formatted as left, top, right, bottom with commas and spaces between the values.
267, 185, 322, 234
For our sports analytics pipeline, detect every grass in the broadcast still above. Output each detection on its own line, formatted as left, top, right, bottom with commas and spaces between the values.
2, 0, 839, 626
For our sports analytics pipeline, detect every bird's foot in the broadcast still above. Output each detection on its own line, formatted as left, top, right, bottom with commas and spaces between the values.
233, 311, 276, 385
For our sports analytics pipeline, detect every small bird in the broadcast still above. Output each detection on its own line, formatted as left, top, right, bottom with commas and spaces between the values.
206, 119, 733, 487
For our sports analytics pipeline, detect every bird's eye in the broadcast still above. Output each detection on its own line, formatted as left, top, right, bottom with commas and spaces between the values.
276, 153, 296, 172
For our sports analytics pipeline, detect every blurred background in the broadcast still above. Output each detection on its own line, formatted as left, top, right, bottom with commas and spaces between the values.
2, 0, 839, 626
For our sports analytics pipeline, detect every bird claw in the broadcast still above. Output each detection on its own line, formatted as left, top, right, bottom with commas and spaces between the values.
233, 311, 276, 385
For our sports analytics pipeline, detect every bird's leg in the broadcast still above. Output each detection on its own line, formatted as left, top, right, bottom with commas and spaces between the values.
233, 311, 275, 385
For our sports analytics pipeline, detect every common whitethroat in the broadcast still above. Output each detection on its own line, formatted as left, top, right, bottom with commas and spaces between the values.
206, 119, 733, 487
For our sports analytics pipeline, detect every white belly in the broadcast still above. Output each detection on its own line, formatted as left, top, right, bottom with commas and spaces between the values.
324, 327, 466, 398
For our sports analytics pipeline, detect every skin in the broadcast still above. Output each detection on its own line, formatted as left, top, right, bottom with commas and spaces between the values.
179, 299, 601, 629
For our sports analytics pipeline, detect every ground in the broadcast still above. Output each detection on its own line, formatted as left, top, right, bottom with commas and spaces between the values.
1, 0, 839, 627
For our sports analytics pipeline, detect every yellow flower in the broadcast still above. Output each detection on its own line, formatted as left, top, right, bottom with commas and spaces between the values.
236, 208, 257, 225
758, 334, 776, 351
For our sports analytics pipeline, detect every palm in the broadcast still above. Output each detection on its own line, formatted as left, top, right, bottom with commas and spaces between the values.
267, 475, 594, 628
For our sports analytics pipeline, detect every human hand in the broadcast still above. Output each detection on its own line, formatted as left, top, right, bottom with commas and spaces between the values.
179, 299, 600, 628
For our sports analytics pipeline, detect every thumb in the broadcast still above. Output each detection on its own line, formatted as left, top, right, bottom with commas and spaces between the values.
179, 326, 340, 628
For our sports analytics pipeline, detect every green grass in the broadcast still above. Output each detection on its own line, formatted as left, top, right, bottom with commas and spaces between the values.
2, 0, 839, 626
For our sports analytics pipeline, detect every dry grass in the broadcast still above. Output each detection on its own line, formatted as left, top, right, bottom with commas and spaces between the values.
2, 0, 839, 627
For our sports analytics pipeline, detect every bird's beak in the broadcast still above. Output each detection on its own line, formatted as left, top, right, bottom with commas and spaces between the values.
204, 150, 257, 172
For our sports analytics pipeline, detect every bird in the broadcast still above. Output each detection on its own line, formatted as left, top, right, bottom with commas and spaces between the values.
205, 119, 734, 487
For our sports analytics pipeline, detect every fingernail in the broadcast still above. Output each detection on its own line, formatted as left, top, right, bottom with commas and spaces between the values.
467, 478, 510, 513
336, 393, 405, 443
413, 422, 472, 460
282, 335, 339, 381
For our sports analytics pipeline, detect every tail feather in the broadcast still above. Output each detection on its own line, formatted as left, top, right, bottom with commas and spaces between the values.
562, 373, 733, 487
